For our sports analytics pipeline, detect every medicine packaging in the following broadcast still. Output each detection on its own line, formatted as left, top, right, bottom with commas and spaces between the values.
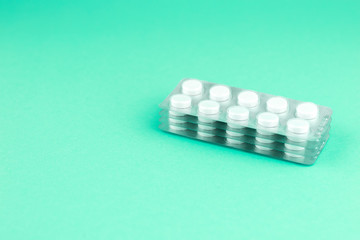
159, 79, 332, 165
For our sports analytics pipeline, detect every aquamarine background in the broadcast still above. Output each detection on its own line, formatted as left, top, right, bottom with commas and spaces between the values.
1, 0, 359, 239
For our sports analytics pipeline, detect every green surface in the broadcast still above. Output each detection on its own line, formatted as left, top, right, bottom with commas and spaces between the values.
1, 0, 360, 239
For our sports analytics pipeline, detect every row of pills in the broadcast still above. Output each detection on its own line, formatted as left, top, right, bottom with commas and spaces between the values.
181, 79, 319, 119
166, 118, 311, 157
164, 118, 312, 161
168, 79, 317, 156
160, 119, 318, 163
169, 94, 311, 137
168, 95, 311, 156
160, 79, 331, 164
163, 115, 323, 154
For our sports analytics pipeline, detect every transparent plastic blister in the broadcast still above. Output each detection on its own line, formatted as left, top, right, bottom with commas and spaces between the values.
159, 79, 332, 141
160, 110, 330, 148
159, 79, 332, 165
159, 122, 323, 165
160, 118, 329, 156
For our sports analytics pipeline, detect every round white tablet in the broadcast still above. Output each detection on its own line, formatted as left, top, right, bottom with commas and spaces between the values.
226, 130, 244, 137
227, 138, 243, 144
238, 91, 259, 108
169, 118, 186, 124
198, 132, 215, 137
209, 85, 231, 102
284, 143, 304, 151
170, 94, 192, 109
198, 117, 215, 123
287, 118, 310, 134
198, 100, 220, 115
255, 144, 273, 151
198, 124, 215, 131
266, 97, 288, 114
256, 137, 274, 144
227, 106, 249, 121
257, 112, 279, 128
284, 152, 304, 160
181, 79, 203, 96
169, 125, 186, 131
296, 102, 318, 120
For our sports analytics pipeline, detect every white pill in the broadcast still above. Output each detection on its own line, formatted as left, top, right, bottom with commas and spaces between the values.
287, 118, 310, 134
169, 111, 186, 117
266, 97, 288, 114
169, 124, 186, 131
181, 79, 203, 96
284, 143, 304, 151
257, 112, 279, 128
170, 94, 192, 108
227, 106, 249, 121
257, 128, 276, 135
198, 125, 215, 131
198, 132, 215, 137
226, 130, 244, 137
169, 118, 186, 124
227, 138, 243, 144
256, 137, 274, 144
255, 145, 272, 151
296, 102, 318, 120
237, 91, 259, 108
284, 152, 304, 160
198, 100, 220, 115
209, 85, 231, 102
287, 135, 307, 142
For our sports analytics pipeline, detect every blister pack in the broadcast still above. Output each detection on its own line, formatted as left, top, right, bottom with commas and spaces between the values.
159, 122, 327, 165
159, 110, 330, 148
159, 79, 332, 165
159, 117, 328, 155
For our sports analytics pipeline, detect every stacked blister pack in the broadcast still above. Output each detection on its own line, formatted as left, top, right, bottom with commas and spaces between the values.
159, 79, 332, 165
